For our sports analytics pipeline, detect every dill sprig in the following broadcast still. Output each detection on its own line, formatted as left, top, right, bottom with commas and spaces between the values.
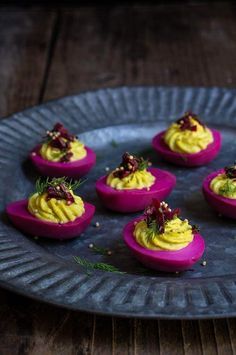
110, 139, 118, 148
146, 220, 160, 243
73, 256, 125, 274
91, 245, 110, 256
35, 177, 86, 195
138, 157, 151, 171
35, 177, 50, 195
219, 180, 236, 196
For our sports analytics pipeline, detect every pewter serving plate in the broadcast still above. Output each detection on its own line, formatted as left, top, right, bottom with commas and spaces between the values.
1, 86, 236, 319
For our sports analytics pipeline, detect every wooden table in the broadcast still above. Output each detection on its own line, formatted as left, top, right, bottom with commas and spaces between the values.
0, 3, 236, 354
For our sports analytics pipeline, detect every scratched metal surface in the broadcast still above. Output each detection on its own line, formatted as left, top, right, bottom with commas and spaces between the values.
0, 86, 236, 318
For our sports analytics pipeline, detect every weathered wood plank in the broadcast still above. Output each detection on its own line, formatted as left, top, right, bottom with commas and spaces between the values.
227, 318, 236, 355
91, 315, 113, 355
213, 319, 233, 355
0, 3, 236, 355
44, 3, 236, 102
0, 8, 56, 117
0, 291, 95, 355
158, 319, 184, 355
112, 318, 134, 355
198, 319, 218, 355
182, 320, 202, 355
134, 319, 160, 355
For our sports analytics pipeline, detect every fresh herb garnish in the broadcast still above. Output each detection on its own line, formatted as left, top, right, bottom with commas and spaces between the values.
144, 199, 180, 236
34, 177, 85, 205
110, 139, 118, 148
218, 163, 236, 196
144, 200, 180, 235
35, 177, 50, 195
143, 200, 199, 238
73, 256, 125, 274
224, 162, 236, 179
113, 152, 151, 179
138, 157, 150, 171
145, 220, 160, 243
35, 177, 84, 195
89, 243, 112, 256
219, 179, 236, 196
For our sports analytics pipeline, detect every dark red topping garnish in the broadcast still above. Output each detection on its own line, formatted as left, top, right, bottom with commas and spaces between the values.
45, 123, 76, 162
49, 123, 75, 143
50, 138, 71, 151
225, 163, 236, 179
176, 112, 204, 131
192, 225, 200, 233
113, 152, 150, 179
46, 183, 74, 205
144, 199, 180, 234
60, 152, 74, 163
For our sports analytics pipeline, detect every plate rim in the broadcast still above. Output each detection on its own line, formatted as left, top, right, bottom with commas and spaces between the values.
1, 85, 236, 319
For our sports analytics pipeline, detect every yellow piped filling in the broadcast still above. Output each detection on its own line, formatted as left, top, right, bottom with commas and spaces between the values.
40, 139, 86, 162
210, 173, 236, 199
28, 191, 85, 223
134, 218, 193, 251
164, 118, 213, 154
106, 170, 155, 190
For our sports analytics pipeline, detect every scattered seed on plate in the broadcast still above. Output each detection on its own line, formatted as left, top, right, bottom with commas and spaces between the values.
94, 222, 100, 227
105, 167, 110, 171
89, 243, 94, 249
107, 250, 112, 256
201, 260, 207, 266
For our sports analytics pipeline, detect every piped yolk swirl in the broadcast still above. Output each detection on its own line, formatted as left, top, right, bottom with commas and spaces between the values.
164, 118, 213, 154
210, 173, 236, 199
106, 170, 155, 190
40, 139, 86, 162
28, 191, 85, 223
134, 218, 193, 251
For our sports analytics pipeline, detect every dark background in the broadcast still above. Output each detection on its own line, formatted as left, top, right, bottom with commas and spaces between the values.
0, 1, 236, 354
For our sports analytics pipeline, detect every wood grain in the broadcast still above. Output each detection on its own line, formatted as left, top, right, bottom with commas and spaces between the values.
0, 3, 236, 355
182, 321, 202, 355
213, 319, 234, 355
44, 3, 236, 102
198, 320, 218, 355
134, 319, 160, 355
0, 8, 55, 117
112, 318, 134, 355
158, 320, 184, 355
228, 318, 236, 355
91, 316, 113, 355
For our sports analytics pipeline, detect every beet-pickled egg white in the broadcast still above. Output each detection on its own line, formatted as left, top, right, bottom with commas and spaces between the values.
152, 111, 221, 167
203, 162, 236, 219
96, 152, 176, 213
123, 199, 205, 272
30, 123, 96, 178
6, 177, 95, 239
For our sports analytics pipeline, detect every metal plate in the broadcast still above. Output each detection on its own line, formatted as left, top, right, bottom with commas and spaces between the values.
1, 86, 236, 319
